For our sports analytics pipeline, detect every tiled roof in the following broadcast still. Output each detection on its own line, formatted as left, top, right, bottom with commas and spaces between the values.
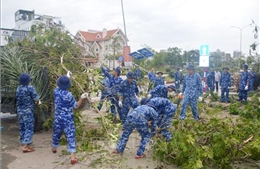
79, 29, 118, 42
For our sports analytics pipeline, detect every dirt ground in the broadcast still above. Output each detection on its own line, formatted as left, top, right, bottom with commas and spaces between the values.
1, 110, 179, 169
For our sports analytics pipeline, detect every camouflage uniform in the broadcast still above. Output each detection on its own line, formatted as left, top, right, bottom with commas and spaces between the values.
52, 87, 78, 153
180, 73, 203, 120
97, 77, 110, 110
135, 68, 142, 82
149, 97, 176, 140
248, 72, 256, 92
148, 71, 156, 82
118, 79, 140, 124
101, 67, 123, 117
174, 71, 182, 90
115, 105, 158, 156
206, 73, 215, 91
16, 85, 39, 145
220, 72, 231, 102
154, 77, 165, 88
149, 85, 168, 98
238, 71, 250, 101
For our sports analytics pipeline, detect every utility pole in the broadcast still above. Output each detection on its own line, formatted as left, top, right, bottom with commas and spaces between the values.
120, 0, 127, 46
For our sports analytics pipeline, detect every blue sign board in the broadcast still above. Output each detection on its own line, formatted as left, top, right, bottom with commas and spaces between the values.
200, 45, 209, 56
129, 48, 154, 60
118, 56, 123, 62
137, 48, 154, 58
129, 52, 145, 60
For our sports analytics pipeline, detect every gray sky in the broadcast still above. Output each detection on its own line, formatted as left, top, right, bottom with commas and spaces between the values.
1, 0, 259, 55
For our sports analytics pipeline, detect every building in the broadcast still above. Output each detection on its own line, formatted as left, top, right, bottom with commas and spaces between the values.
210, 49, 226, 61
75, 28, 132, 68
1, 9, 64, 46
233, 50, 242, 58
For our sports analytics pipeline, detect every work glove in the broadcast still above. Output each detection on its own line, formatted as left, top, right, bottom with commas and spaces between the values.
148, 94, 151, 98
81, 93, 88, 99
176, 81, 179, 84
198, 96, 203, 102
66, 71, 72, 78
137, 96, 142, 102
118, 101, 123, 107
245, 85, 248, 90
38, 100, 42, 105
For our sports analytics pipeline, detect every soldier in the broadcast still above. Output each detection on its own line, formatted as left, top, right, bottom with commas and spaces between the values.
219, 67, 231, 103
148, 85, 175, 98
178, 65, 203, 121
148, 68, 156, 82
206, 71, 215, 92
101, 66, 123, 121
135, 65, 142, 83
16, 73, 40, 153
154, 71, 165, 88
97, 71, 110, 111
113, 104, 158, 159
174, 68, 182, 91
248, 72, 256, 92
238, 64, 250, 102
52, 75, 88, 164
141, 97, 177, 141
118, 72, 140, 124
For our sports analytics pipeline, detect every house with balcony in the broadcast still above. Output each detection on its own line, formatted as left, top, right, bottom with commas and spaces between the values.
75, 28, 132, 68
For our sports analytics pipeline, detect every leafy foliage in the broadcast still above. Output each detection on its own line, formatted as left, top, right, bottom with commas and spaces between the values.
153, 117, 260, 169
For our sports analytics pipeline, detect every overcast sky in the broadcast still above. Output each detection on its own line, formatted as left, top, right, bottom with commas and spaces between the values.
1, 0, 259, 55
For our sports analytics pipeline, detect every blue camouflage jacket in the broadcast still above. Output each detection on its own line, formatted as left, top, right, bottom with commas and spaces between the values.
220, 72, 231, 88
239, 71, 250, 90
54, 87, 78, 117
135, 68, 142, 77
149, 97, 176, 120
128, 105, 158, 132
118, 79, 139, 99
154, 77, 165, 88
174, 72, 181, 83
206, 74, 215, 89
182, 73, 203, 98
101, 67, 123, 96
149, 85, 168, 98
16, 85, 39, 115
101, 77, 110, 95
148, 72, 156, 82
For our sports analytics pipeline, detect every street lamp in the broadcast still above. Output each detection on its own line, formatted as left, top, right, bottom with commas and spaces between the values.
231, 24, 252, 70
120, 0, 128, 46
231, 24, 252, 56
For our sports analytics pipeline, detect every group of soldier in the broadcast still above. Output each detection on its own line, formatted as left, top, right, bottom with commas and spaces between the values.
205, 64, 256, 103
99, 63, 257, 158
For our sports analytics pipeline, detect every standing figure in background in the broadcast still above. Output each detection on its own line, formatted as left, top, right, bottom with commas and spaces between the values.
16, 73, 40, 153
135, 66, 142, 83
154, 71, 165, 88
97, 71, 110, 111
149, 85, 175, 98
101, 66, 123, 121
118, 72, 140, 124
248, 71, 256, 92
148, 68, 156, 83
206, 71, 215, 92
179, 65, 203, 121
220, 67, 231, 103
238, 64, 250, 102
174, 68, 181, 92
214, 69, 221, 93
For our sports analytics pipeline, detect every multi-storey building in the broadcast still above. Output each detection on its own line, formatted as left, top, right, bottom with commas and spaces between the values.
1, 9, 64, 46
75, 28, 132, 68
